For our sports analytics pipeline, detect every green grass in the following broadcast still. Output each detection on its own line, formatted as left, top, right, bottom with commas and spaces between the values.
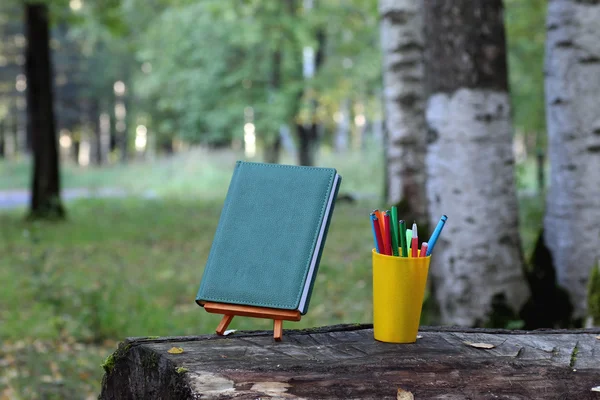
0, 148, 544, 399
0, 197, 375, 398
0, 148, 383, 399
0, 146, 384, 198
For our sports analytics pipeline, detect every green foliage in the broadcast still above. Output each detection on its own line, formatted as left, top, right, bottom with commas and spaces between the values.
64, 0, 381, 147
588, 260, 600, 325
3, 0, 547, 157
505, 0, 547, 141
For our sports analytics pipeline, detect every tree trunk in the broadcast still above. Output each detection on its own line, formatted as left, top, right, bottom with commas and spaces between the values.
25, 3, 64, 219
544, 0, 600, 322
264, 135, 281, 164
159, 139, 173, 154
109, 95, 117, 154
295, 23, 325, 167
99, 112, 111, 164
72, 136, 80, 164
90, 99, 102, 165
536, 148, 545, 193
120, 98, 129, 163
264, 47, 282, 164
99, 325, 600, 400
379, 0, 428, 224
297, 123, 318, 166
0, 118, 5, 158
334, 99, 350, 153
423, 0, 528, 326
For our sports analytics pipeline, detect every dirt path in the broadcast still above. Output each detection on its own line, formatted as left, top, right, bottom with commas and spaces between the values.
0, 188, 157, 210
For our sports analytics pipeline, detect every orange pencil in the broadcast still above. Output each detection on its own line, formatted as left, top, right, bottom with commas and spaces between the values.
374, 209, 386, 239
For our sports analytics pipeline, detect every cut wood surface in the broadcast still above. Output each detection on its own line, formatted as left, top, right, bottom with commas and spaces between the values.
99, 324, 600, 400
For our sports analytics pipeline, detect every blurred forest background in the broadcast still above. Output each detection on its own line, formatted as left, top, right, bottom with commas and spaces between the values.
1, 0, 599, 398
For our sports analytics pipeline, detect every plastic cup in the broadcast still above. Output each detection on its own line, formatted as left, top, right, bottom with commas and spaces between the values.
372, 249, 431, 343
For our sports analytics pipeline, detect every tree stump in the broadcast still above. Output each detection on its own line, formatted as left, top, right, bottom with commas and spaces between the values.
99, 324, 600, 399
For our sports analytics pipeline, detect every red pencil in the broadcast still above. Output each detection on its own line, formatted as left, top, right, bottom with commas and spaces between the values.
372, 216, 385, 255
383, 212, 392, 256
411, 222, 419, 258
375, 210, 386, 239
420, 242, 428, 257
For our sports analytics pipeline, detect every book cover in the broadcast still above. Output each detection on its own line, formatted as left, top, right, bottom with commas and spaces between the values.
196, 161, 341, 314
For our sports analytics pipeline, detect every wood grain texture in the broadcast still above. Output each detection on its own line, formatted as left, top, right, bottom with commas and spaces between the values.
202, 302, 302, 321
100, 324, 600, 400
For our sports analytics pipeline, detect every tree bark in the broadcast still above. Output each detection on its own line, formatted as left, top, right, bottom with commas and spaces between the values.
263, 136, 281, 164
379, 0, 428, 224
0, 118, 5, 158
423, 0, 528, 326
544, 0, 600, 321
296, 123, 318, 166
120, 97, 129, 163
109, 95, 117, 154
264, 47, 282, 164
90, 99, 102, 165
295, 25, 325, 167
25, 3, 64, 219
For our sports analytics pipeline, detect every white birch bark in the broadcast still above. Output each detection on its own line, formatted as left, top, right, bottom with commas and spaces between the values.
544, 0, 600, 320
426, 89, 530, 326
379, 0, 427, 221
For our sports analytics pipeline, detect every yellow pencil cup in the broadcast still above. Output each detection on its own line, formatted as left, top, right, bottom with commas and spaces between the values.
372, 249, 430, 343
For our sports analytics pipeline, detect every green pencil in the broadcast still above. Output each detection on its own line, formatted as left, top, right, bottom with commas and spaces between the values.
389, 209, 399, 256
399, 219, 408, 257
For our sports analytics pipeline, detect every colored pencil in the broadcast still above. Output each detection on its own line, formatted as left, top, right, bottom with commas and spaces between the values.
387, 210, 399, 256
399, 220, 407, 257
370, 213, 381, 253
426, 215, 448, 256
420, 242, 428, 257
383, 212, 392, 256
374, 209, 386, 240
390, 207, 399, 256
372, 215, 385, 254
411, 222, 418, 258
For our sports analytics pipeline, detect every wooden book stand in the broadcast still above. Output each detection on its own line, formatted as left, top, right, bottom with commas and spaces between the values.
199, 301, 301, 341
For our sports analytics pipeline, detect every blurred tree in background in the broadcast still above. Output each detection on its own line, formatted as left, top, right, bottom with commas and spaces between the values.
25, 2, 65, 218
0, 0, 548, 168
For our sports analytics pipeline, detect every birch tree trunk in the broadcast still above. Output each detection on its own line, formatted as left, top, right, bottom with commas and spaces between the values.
544, 0, 600, 321
379, 0, 427, 223
334, 99, 350, 153
423, 0, 529, 326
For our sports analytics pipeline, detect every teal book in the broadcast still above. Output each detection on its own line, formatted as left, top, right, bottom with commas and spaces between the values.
196, 161, 341, 315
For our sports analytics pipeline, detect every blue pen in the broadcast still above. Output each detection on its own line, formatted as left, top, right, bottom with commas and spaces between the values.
426, 215, 448, 256
370, 213, 380, 253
